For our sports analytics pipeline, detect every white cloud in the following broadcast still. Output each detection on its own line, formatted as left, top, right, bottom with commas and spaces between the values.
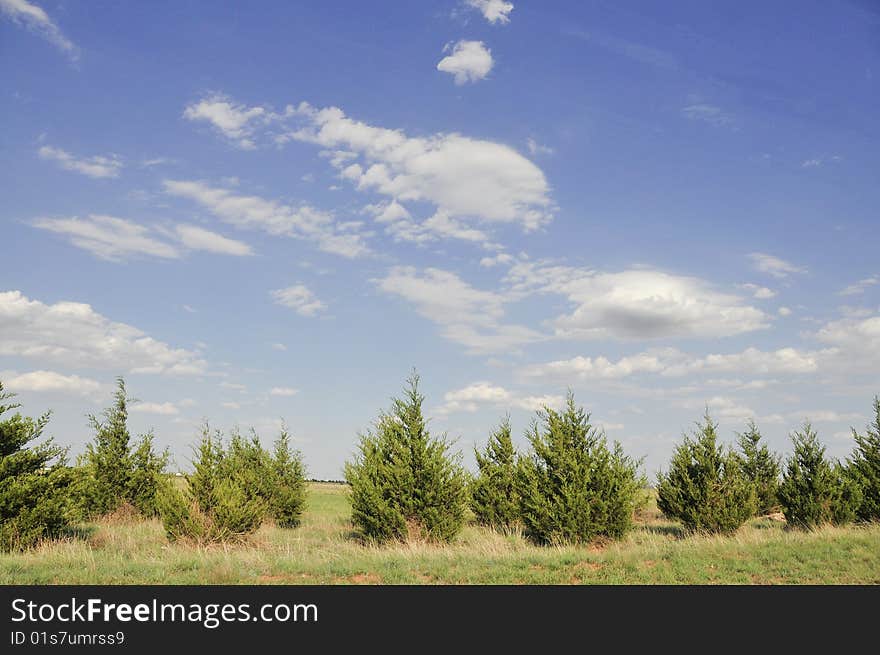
38, 146, 122, 179
681, 104, 733, 127
739, 283, 776, 299
278, 100, 553, 233
183, 94, 272, 149
748, 252, 807, 278
222, 401, 240, 410
269, 387, 299, 397
271, 343, 288, 351
521, 345, 825, 382
220, 381, 247, 392
839, 275, 879, 296
0, 0, 78, 60
33, 215, 180, 262
437, 40, 494, 85
801, 159, 822, 168
271, 284, 326, 317
163, 179, 370, 258
130, 401, 179, 416
376, 266, 542, 354
778, 306, 792, 317
0, 369, 103, 397
465, 0, 514, 24
507, 262, 769, 340
480, 252, 514, 268
437, 381, 563, 415
815, 314, 880, 371
0, 290, 207, 374
174, 224, 253, 256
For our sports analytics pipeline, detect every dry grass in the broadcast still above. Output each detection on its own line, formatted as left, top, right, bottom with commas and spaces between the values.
2, 482, 879, 584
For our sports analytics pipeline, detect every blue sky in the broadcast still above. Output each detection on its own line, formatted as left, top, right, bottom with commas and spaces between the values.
2, 0, 879, 480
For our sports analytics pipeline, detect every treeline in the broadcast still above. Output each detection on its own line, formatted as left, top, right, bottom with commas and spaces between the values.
1, 374, 879, 552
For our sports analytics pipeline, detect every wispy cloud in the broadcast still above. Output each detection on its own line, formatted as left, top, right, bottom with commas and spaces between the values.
839, 275, 879, 296
464, 0, 514, 25
0, 0, 79, 61
271, 284, 327, 317
748, 252, 807, 279
38, 146, 122, 178
681, 104, 734, 127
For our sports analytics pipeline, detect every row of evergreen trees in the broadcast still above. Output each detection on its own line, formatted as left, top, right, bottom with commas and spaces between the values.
0, 378, 307, 551
2, 372, 879, 551
345, 375, 880, 544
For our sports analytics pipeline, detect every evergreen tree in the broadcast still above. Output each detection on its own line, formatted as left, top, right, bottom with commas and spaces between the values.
0, 382, 72, 551
516, 393, 644, 545
269, 424, 307, 528
157, 423, 266, 544
778, 423, 862, 528
735, 420, 781, 515
847, 397, 880, 522
656, 412, 756, 534
76, 377, 168, 517
345, 372, 468, 543
470, 417, 519, 533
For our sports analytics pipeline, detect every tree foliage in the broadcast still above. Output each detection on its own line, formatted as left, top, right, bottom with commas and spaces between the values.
516, 393, 644, 545
656, 412, 756, 534
847, 397, 880, 522
344, 373, 468, 543
470, 417, 519, 533
778, 423, 862, 528
74, 377, 168, 517
0, 382, 72, 552
735, 421, 781, 516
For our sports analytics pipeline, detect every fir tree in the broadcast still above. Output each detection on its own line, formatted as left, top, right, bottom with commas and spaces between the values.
735, 420, 781, 515
269, 424, 307, 528
847, 397, 880, 522
778, 423, 862, 528
345, 372, 468, 543
516, 392, 644, 545
470, 417, 519, 533
76, 377, 168, 517
656, 412, 756, 534
0, 382, 72, 551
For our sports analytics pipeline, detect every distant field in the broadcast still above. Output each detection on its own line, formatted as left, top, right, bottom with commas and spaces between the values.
2, 482, 879, 584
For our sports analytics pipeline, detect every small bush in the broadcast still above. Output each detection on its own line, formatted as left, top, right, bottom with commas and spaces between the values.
778, 423, 862, 529
0, 382, 72, 552
516, 393, 644, 545
735, 421, 781, 516
157, 425, 266, 544
268, 425, 307, 528
345, 373, 468, 544
470, 417, 519, 533
656, 412, 756, 534
847, 397, 880, 522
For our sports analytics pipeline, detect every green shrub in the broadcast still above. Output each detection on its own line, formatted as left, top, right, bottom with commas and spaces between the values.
470, 417, 519, 533
268, 425, 307, 528
778, 423, 862, 528
735, 420, 781, 516
157, 425, 266, 544
74, 377, 168, 518
656, 412, 756, 534
345, 373, 468, 544
516, 393, 644, 545
0, 382, 72, 552
847, 397, 880, 522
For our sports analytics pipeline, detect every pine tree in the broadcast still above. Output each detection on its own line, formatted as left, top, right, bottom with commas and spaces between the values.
0, 382, 72, 551
516, 392, 644, 545
847, 397, 880, 522
268, 424, 307, 528
470, 417, 519, 533
778, 423, 862, 528
735, 420, 781, 516
76, 377, 168, 517
345, 372, 468, 543
656, 412, 756, 534
157, 423, 266, 544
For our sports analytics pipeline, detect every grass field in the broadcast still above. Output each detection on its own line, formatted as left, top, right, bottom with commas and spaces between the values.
2, 482, 879, 584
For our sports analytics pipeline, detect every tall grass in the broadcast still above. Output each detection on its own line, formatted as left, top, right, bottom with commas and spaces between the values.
1, 483, 878, 584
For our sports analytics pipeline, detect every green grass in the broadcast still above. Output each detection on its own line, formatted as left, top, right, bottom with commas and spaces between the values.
2, 483, 879, 584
